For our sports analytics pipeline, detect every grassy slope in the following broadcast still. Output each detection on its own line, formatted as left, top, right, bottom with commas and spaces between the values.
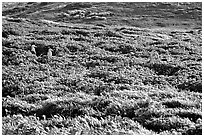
2, 2, 202, 135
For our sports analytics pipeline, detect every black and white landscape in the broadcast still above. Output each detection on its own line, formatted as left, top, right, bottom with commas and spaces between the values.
2, 2, 202, 135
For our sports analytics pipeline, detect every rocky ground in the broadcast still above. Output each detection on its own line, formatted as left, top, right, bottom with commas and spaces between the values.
2, 2, 202, 135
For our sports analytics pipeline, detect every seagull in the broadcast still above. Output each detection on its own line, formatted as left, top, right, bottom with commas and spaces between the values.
47, 48, 53, 61
31, 45, 37, 54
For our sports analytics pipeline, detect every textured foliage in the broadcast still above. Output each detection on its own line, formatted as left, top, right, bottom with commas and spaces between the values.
2, 2, 202, 135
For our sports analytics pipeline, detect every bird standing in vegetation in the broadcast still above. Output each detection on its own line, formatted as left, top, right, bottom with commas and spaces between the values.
31, 45, 37, 54
47, 48, 53, 61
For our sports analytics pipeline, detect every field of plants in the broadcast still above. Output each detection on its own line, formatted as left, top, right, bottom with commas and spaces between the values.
2, 2, 202, 135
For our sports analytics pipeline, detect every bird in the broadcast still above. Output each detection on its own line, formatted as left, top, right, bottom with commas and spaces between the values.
47, 48, 53, 61
31, 45, 37, 54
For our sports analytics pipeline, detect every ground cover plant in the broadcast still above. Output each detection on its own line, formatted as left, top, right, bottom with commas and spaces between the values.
2, 2, 202, 135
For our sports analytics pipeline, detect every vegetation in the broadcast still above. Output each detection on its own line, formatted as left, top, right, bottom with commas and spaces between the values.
2, 2, 202, 135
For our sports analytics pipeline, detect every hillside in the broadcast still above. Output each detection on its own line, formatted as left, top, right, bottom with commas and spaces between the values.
2, 2, 202, 135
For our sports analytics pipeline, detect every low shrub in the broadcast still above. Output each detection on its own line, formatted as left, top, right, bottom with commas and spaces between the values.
143, 116, 194, 132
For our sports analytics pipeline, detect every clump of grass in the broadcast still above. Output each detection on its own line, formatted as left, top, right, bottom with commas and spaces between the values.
162, 99, 197, 109
22, 94, 49, 103
174, 109, 202, 123
177, 79, 202, 93
35, 100, 87, 119
2, 97, 37, 116
2, 28, 21, 37
182, 118, 202, 135
2, 114, 46, 135
2, 38, 14, 47
143, 116, 194, 133
146, 62, 182, 76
